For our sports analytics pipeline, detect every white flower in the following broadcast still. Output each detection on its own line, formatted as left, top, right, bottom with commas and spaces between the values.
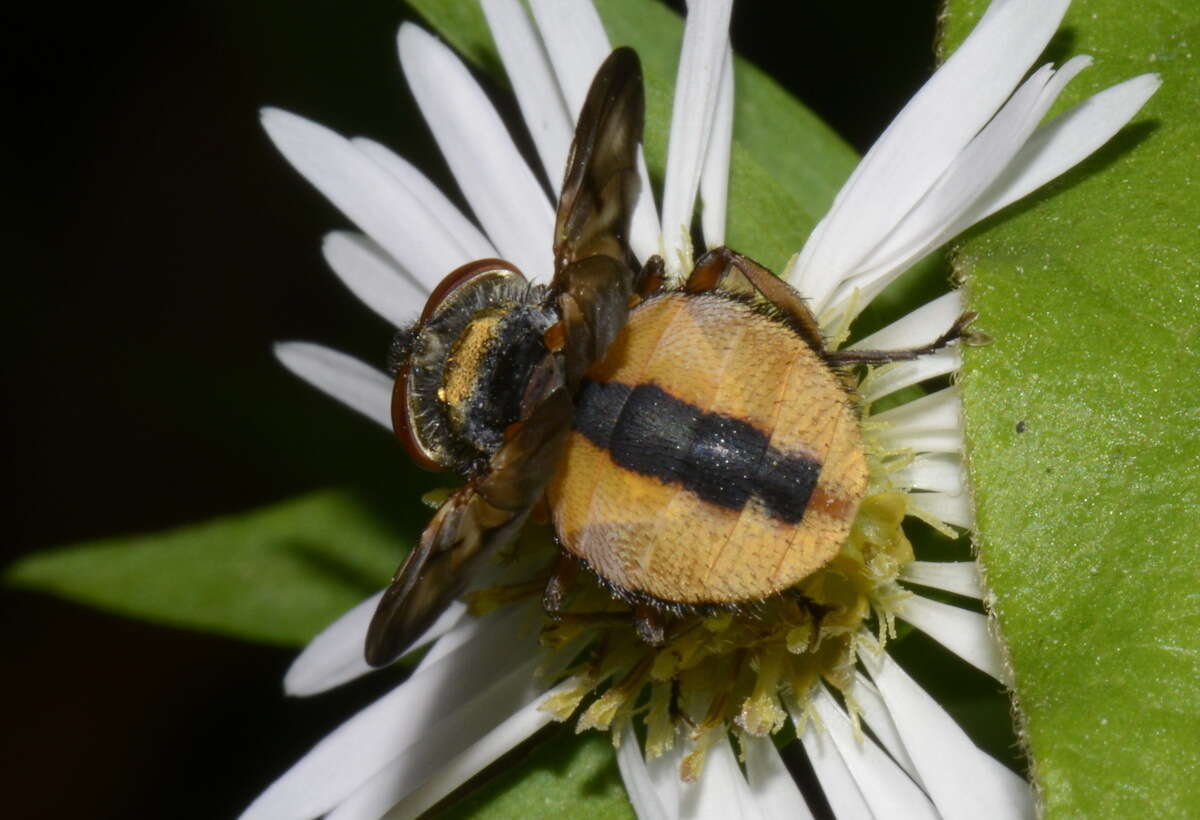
245, 0, 1158, 817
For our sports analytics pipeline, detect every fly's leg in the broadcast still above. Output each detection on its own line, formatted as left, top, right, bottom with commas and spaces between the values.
632, 605, 667, 645
542, 553, 580, 615
824, 312, 988, 366
629, 254, 666, 306
688, 246, 827, 353
688, 246, 986, 364
542, 553, 669, 646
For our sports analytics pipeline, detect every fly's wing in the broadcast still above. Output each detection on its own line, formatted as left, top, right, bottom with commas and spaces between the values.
365, 383, 572, 666
364, 49, 647, 666
551, 47, 644, 388
554, 47, 643, 269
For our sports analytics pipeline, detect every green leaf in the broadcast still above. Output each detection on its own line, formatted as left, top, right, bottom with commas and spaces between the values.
7, 490, 405, 646
942, 1, 1200, 816
439, 728, 634, 820
408, 0, 857, 272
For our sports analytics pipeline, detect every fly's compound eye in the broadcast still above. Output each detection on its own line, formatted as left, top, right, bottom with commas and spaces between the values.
417, 258, 524, 325
393, 259, 531, 472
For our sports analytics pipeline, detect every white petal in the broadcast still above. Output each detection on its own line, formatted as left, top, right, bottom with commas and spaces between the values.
788, 0, 1071, 304
398, 24, 555, 281
528, 0, 611, 118
847, 672, 921, 784
796, 709, 874, 819
742, 736, 815, 820
626, 145, 664, 266
286, 551, 551, 696
860, 350, 961, 405
892, 452, 967, 495
908, 489, 974, 528
825, 56, 1094, 320
968, 73, 1162, 225
863, 651, 1034, 819
285, 595, 468, 696
808, 686, 939, 820
260, 109, 483, 286
528, 0, 661, 263
378, 677, 576, 819
274, 342, 391, 430
897, 594, 1007, 681
350, 138, 498, 276
284, 591, 383, 696
700, 44, 734, 251
679, 734, 764, 820
241, 606, 542, 820
851, 290, 965, 351
877, 424, 964, 456
321, 232, 425, 327
481, 0, 574, 188
901, 560, 984, 600
647, 741, 683, 820
872, 387, 964, 455
660, 0, 734, 277
854, 59, 1088, 272
329, 660, 543, 820
412, 601, 499, 672
615, 723, 672, 820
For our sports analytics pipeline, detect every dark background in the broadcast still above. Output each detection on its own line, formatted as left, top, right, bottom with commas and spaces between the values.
4, 2, 938, 817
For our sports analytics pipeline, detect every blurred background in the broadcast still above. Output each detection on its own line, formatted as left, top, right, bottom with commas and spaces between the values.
5, 1, 939, 816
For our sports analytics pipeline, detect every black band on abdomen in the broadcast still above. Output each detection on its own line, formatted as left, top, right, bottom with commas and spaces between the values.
573, 380, 820, 524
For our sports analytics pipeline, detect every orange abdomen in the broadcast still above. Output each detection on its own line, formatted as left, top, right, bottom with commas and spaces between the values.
548, 291, 867, 606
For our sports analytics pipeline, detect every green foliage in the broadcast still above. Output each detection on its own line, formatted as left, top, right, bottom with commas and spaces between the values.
438, 729, 634, 820
8, 491, 405, 646
942, 0, 1200, 816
